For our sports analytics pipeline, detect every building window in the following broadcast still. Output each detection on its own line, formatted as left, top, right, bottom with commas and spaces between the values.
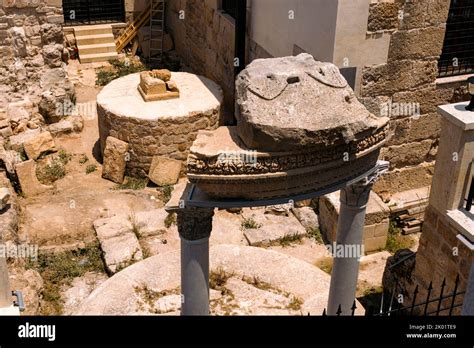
222, 0, 237, 19
438, 0, 474, 77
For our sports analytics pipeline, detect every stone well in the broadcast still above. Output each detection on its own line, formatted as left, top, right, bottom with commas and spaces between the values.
97, 72, 223, 177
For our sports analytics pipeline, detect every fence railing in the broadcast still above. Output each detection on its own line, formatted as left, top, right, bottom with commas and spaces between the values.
323, 275, 466, 316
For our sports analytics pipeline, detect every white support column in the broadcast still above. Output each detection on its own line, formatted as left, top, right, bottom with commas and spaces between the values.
177, 207, 214, 316
327, 162, 388, 315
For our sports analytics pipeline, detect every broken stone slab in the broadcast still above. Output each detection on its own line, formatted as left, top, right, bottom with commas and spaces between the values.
241, 207, 306, 246
148, 156, 181, 186
93, 215, 143, 274
235, 53, 389, 152
187, 126, 388, 200
133, 209, 173, 238
8, 128, 41, 152
0, 187, 10, 211
291, 207, 319, 231
102, 136, 129, 184
15, 160, 53, 197
47, 116, 84, 135
23, 131, 56, 160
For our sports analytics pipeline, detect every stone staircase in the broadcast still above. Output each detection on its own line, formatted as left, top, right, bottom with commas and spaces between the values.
73, 24, 118, 64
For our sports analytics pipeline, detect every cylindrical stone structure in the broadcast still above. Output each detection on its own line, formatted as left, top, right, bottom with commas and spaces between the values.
177, 207, 214, 316
97, 72, 223, 177
327, 166, 385, 315
0, 250, 11, 308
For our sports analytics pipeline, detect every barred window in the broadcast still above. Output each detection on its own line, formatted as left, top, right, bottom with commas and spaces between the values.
438, 0, 474, 77
222, 0, 237, 19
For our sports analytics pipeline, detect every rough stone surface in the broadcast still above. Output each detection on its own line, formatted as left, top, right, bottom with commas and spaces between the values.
23, 131, 56, 160
102, 136, 129, 184
291, 207, 319, 231
97, 72, 222, 177
0, 1, 73, 112
242, 207, 307, 246
8, 128, 41, 152
15, 160, 52, 197
61, 272, 108, 315
0, 187, 10, 211
235, 54, 388, 151
8, 268, 43, 316
93, 215, 143, 274
75, 245, 363, 315
367, 1, 400, 32
148, 156, 181, 186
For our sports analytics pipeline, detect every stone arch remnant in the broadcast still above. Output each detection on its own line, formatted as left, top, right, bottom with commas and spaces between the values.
166, 53, 390, 315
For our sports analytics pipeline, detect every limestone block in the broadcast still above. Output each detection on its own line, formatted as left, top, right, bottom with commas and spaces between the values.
387, 113, 441, 146
291, 207, 319, 231
380, 139, 437, 169
367, 1, 400, 32
15, 160, 52, 197
388, 26, 446, 61
7, 104, 29, 125
242, 207, 306, 246
102, 136, 129, 184
8, 128, 41, 152
400, 0, 451, 30
93, 215, 143, 274
0, 187, 10, 210
23, 131, 56, 160
361, 60, 438, 97
147, 156, 181, 187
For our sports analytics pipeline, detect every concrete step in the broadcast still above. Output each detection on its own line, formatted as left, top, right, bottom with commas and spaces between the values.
76, 33, 115, 46
77, 42, 117, 55
79, 51, 118, 64
73, 24, 113, 37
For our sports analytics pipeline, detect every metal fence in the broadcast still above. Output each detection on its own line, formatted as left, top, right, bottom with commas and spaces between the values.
63, 0, 125, 26
323, 276, 466, 316
438, 0, 474, 77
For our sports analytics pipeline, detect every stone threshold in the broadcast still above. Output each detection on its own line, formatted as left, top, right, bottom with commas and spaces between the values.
447, 208, 474, 244
436, 73, 474, 86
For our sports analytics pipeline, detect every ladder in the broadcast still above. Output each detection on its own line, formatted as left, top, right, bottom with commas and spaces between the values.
148, 0, 165, 64
115, 0, 164, 53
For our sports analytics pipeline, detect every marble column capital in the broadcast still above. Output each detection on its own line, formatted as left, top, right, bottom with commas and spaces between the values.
340, 161, 389, 208
177, 207, 215, 241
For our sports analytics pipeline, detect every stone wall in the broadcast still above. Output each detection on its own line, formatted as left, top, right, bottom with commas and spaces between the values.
166, 0, 235, 117
0, 0, 72, 107
360, 0, 469, 197
413, 205, 473, 295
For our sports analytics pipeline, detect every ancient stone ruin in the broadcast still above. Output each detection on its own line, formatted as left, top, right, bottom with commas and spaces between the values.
138, 69, 180, 102
97, 71, 223, 178
187, 54, 390, 200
